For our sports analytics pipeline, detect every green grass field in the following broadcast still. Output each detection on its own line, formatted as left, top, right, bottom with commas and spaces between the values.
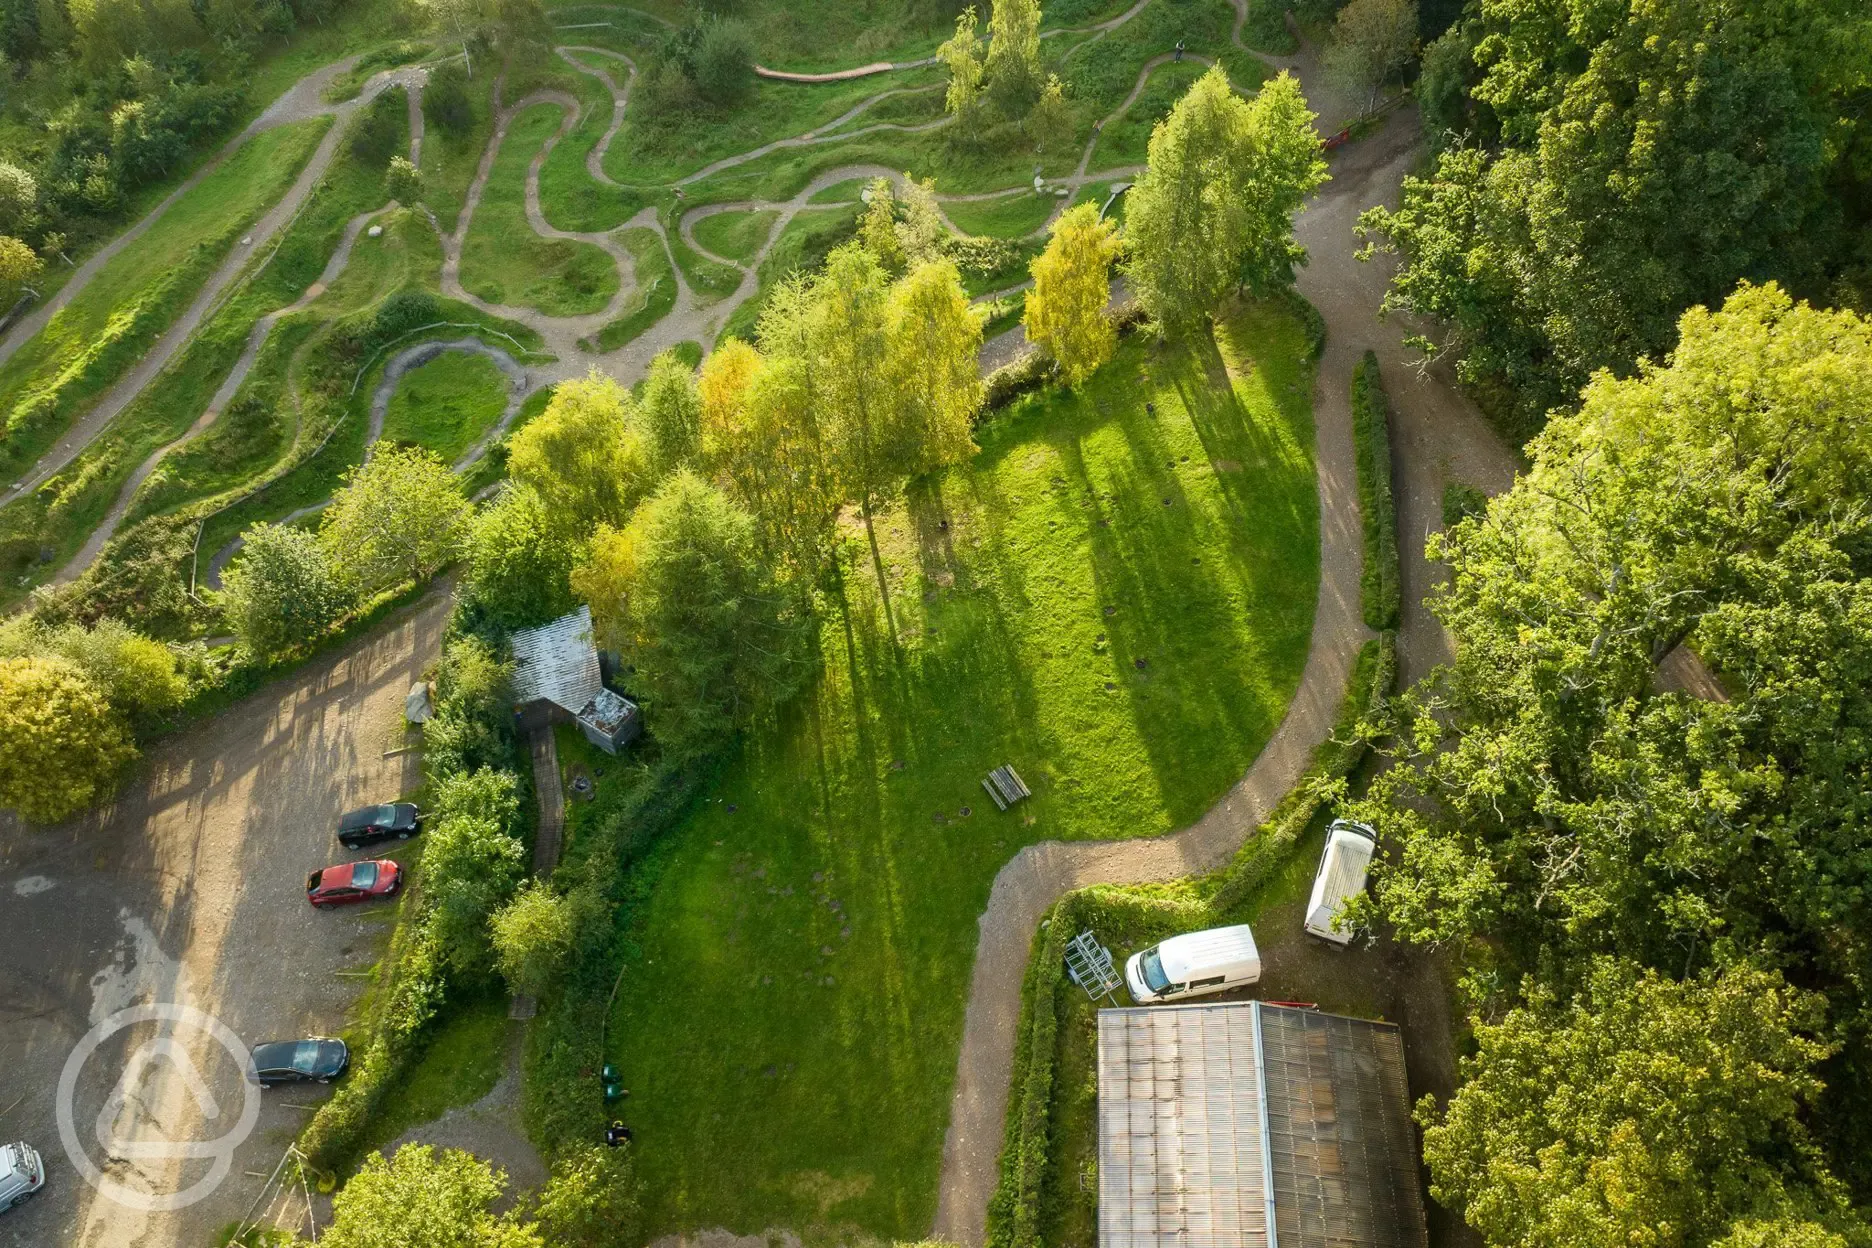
606, 300, 1320, 1238
354, 991, 512, 1159
941, 192, 1058, 240
1089, 61, 1207, 168
380, 351, 512, 463
691, 209, 780, 262
460, 102, 620, 316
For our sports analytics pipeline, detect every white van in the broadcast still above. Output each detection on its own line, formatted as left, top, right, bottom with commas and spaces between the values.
1124, 924, 1261, 1004
1304, 819, 1377, 945
0, 1141, 43, 1212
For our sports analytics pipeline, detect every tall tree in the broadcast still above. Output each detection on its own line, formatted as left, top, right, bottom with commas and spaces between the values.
505, 370, 648, 534
463, 484, 576, 630
490, 880, 575, 998
1024, 201, 1123, 386
812, 244, 899, 603
1322, 0, 1417, 114
0, 656, 135, 823
531, 1145, 641, 1248
320, 444, 469, 596
1124, 70, 1325, 336
984, 0, 1042, 115
639, 348, 703, 476
1357, 0, 1864, 433
221, 522, 354, 659
887, 258, 983, 478
1424, 959, 1863, 1248
937, 6, 987, 133
860, 177, 907, 273
573, 471, 800, 757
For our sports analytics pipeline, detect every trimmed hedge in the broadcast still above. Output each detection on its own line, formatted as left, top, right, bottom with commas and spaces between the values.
985, 631, 1396, 1248
1352, 351, 1401, 631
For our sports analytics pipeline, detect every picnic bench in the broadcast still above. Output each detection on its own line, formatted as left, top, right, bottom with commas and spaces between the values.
982, 764, 1031, 811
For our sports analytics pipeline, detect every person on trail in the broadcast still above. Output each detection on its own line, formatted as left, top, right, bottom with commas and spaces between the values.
1174, 39, 1185, 61
606, 1121, 633, 1147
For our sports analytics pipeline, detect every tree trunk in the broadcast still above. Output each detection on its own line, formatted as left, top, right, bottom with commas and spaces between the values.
860, 499, 898, 643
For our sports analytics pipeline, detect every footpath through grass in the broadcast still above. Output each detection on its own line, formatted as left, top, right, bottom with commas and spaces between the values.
606, 300, 1320, 1238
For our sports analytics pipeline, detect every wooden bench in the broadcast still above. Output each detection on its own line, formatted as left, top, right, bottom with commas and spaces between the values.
982, 764, 1032, 811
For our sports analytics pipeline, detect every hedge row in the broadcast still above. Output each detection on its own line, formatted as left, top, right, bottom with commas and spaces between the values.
984, 631, 1395, 1248
1352, 350, 1401, 631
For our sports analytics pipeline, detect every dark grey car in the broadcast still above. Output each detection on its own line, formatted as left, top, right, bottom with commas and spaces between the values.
250, 1038, 349, 1085
336, 802, 420, 850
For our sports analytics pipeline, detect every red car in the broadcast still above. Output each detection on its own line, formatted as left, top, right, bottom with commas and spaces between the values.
306, 859, 401, 908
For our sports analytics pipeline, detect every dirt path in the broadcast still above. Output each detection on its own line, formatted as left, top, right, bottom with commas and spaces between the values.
0, 66, 428, 509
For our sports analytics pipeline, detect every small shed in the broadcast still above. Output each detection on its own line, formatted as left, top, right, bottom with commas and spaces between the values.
509, 606, 642, 754
1098, 1000, 1426, 1248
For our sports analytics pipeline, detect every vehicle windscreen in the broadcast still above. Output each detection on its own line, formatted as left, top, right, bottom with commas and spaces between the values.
351, 862, 379, 889
375, 804, 396, 825
1140, 948, 1171, 994
290, 1041, 323, 1074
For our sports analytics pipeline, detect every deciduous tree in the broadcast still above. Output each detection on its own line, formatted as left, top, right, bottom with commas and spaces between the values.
0, 656, 135, 823
574, 471, 799, 757
319, 1145, 540, 1248
887, 257, 982, 477
1124, 69, 1324, 335
639, 348, 703, 475
320, 444, 469, 596
1322, 0, 1417, 114
490, 880, 575, 998
984, 0, 1042, 115
860, 177, 906, 273
221, 522, 354, 658
531, 1145, 641, 1248
1024, 202, 1123, 385
1423, 959, 1862, 1248
464, 484, 576, 630
506, 370, 648, 534
937, 6, 987, 134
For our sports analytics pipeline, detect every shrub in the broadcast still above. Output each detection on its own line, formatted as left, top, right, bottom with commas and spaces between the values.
1351, 351, 1400, 630
424, 63, 475, 137
1441, 479, 1488, 528
691, 18, 754, 104
0, 655, 136, 823
348, 87, 406, 165
492, 881, 577, 998
219, 522, 355, 660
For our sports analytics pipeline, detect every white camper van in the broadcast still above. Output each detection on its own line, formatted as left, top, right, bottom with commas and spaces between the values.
1124, 924, 1261, 1004
1304, 819, 1377, 945
0, 1141, 43, 1211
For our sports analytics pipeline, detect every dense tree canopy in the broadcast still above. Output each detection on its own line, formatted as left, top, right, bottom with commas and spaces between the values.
317, 1145, 539, 1248
464, 484, 577, 630
1360, 0, 1871, 434
1124, 70, 1325, 335
506, 370, 648, 535
320, 444, 470, 596
1350, 283, 1872, 1205
221, 521, 355, 658
1426, 959, 1862, 1248
574, 471, 802, 757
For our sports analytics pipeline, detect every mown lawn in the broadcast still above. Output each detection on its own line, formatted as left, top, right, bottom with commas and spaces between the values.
379, 351, 511, 463
460, 102, 619, 316
691, 209, 779, 263
606, 299, 1320, 1238
941, 192, 1058, 240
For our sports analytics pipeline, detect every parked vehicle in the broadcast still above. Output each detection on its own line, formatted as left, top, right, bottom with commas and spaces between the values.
0, 1141, 43, 1211
306, 859, 401, 908
249, 1038, 350, 1086
1124, 924, 1261, 1004
1304, 820, 1377, 946
336, 802, 420, 850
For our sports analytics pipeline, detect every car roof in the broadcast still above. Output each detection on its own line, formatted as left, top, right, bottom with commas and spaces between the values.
1157, 924, 1259, 980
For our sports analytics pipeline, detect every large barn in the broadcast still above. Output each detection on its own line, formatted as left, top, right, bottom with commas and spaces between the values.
1098, 1001, 1427, 1248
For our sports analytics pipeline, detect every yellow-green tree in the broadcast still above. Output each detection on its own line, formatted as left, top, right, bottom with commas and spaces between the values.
505, 369, 648, 533
888, 258, 983, 475
985, 0, 1042, 114
319, 444, 470, 596
937, 7, 987, 133
1125, 69, 1326, 335
1025, 202, 1123, 386
0, 656, 135, 824
859, 177, 906, 273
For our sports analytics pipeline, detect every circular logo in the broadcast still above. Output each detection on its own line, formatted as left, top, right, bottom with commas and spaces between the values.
56, 1003, 261, 1212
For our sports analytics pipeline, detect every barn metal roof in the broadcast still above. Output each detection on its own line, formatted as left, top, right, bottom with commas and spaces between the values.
509, 605, 604, 715
1098, 1001, 1426, 1248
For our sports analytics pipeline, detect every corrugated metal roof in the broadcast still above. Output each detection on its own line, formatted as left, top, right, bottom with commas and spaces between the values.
509, 605, 604, 715
1097, 1002, 1427, 1248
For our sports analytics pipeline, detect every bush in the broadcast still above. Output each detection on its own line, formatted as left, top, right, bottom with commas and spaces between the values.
492, 881, 577, 998
692, 18, 754, 104
1351, 351, 1400, 630
1441, 478, 1488, 528
424, 62, 475, 137
348, 87, 406, 165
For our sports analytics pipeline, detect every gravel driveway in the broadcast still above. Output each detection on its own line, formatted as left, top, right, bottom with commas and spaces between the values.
0, 589, 447, 1248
